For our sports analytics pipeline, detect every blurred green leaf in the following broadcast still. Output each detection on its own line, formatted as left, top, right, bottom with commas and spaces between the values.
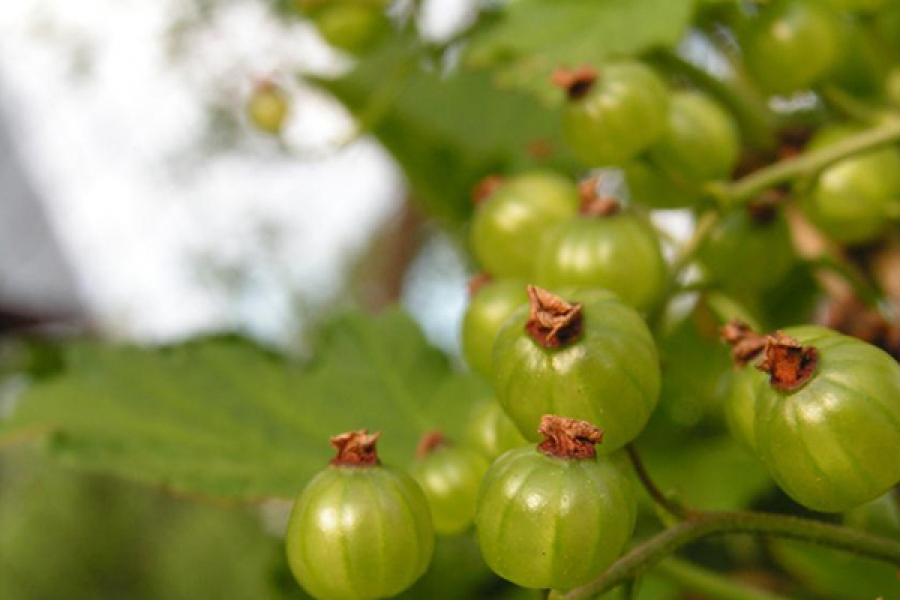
757, 260, 822, 329
316, 40, 575, 225
0, 309, 484, 500
771, 539, 900, 599
0, 449, 301, 600
466, 0, 696, 104
639, 436, 773, 511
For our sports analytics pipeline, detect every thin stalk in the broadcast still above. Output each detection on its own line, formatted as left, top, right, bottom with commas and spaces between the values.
655, 557, 791, 600
722, 118, 900, 207
626, 444, 693, 520
558, 511, 900, 599
619, 578, 638, 600
819, 85, 884, 125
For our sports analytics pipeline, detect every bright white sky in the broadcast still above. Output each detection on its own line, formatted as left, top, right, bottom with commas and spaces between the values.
0, 0, 685, 354
0, 0, 423, 346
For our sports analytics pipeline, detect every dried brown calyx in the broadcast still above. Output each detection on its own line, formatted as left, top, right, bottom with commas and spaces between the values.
471, 175, 505, 206
537, 415, 604, 459
720, 319, 768, 367
329, 430, 382, 467
255, 78, 277, 93
525, 285, 584, 348
415, 430, 448, 459
746, 189, 785, 225
757, 332, 819, 391
468, 272, 493, 297
551, 65, 598, 101
578, 176, 621, 217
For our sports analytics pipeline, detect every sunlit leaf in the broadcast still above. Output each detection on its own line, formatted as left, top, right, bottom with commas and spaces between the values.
0, 309, 484, 500
466, 0, 696, 104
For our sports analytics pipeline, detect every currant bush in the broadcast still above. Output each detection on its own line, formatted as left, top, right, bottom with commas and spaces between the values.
13, 0, 900, 598
277, 0, 900, 591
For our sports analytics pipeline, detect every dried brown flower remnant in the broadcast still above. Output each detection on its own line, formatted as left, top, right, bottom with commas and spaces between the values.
471, 175, 505, 205
757, 332, 819, 391
746, 189, 785, 225
468, 272, 493, 297
329, 430, 382, 466
537, 415, 604, 459
415, 430, 447, 459
720, 319, 768, 367
525, 285, 584, 348
578, 176, 621, 217
551, 65, 598, 101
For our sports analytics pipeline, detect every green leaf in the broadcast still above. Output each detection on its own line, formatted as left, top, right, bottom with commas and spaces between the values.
639, 435, 773, 511
0, 309, 485, 500
771, 540, 900, 599
466, 0, 696, 103
316, 39, 576, 225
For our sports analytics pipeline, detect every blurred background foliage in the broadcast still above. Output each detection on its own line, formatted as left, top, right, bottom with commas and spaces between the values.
1, 0, 900, 598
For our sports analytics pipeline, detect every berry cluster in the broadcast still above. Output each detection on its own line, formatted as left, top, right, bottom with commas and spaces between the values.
283, 0, 900, 597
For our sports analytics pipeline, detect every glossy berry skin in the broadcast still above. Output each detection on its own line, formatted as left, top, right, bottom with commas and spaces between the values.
723, 365, 760, 453
562, 62, 669, 167
740, 0, 843, 95
314, 3, 389, 55
648, 91, 740, 183
493, 290, 660, 452
843, 492, 900, 539
465, 398, 528, 460
410, 445, 490, 535
462, 280, 528, 378
802, 126, 900, 246
751, 326, 900, 513
535, 211, 667, 311
470, 172, 580, 280
476, 446, 636, 591
246, 84, 289, 135
698, 207, 795, 293
285, 465, 434, 599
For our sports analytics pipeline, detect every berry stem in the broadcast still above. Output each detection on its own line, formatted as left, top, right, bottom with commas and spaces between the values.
721, 117, 900, 207
625, 444, 693, 520
555, 510, 900, 599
